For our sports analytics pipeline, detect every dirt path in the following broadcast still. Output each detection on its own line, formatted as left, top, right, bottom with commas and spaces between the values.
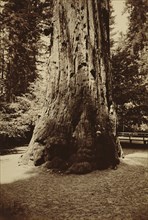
0, 147, 148, 220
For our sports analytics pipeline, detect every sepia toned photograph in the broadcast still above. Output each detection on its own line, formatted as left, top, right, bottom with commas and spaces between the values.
0, 0, 148, 219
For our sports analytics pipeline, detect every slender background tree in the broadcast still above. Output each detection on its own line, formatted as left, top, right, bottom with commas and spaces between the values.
0, 0, 45, 102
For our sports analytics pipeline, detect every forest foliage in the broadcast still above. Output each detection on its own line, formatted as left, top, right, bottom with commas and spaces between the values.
111, 0, 148, 131
0, 0, 53, 146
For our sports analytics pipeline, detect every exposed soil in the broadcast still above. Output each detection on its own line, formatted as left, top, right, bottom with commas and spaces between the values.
0, 146, 148, 220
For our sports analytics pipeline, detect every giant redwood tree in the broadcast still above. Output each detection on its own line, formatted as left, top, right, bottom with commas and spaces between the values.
22, 0, 119, 174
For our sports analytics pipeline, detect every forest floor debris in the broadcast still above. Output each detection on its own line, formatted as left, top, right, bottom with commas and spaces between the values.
0, 146, 148, 220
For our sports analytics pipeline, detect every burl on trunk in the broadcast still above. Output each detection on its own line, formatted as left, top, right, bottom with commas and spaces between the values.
22, 0, 119, 173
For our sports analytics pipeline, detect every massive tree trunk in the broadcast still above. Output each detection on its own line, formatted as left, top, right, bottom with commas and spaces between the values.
22, 0, 119, 173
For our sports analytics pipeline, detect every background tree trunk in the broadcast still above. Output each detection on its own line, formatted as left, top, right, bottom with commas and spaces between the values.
22, 0, 119, 173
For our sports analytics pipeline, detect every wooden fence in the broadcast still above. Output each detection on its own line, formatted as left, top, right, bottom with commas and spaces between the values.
117, 132, 148, 145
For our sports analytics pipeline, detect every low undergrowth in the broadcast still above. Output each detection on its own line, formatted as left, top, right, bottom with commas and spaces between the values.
0, 97, 33, 146
0, 78, 46, 148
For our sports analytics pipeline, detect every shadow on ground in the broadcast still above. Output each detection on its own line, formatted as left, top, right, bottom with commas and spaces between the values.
0, 145, 28, 156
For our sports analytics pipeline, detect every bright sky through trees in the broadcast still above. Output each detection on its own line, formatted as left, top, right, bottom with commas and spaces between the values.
112, 0, 128, 40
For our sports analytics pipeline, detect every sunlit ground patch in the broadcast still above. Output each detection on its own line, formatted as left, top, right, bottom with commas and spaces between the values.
123, 151, 148, 167
0, 154, 37, 184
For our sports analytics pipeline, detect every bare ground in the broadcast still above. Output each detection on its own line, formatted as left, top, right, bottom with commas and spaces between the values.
0, 147, 148, 220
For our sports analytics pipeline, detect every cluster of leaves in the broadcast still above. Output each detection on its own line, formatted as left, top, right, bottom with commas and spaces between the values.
0, 95, 33, 146
112, 0, 148, 131
0, 75, 46, 147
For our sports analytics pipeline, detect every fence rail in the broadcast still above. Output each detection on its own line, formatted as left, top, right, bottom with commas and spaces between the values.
117, 132, 148, 145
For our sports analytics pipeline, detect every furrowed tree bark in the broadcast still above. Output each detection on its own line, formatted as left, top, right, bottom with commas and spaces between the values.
22, 0, 119, 173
